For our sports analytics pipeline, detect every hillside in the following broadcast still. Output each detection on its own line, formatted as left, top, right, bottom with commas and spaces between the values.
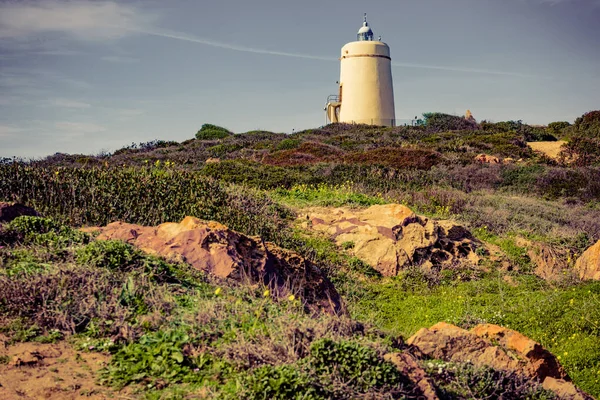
1, 111, 600, 399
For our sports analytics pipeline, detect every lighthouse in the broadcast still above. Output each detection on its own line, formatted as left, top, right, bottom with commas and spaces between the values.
326, 14, 396, 127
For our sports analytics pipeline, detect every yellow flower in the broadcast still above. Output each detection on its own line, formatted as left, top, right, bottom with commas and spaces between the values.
55, 170, 59, 175
288, 294, 296, 301
263, 289, 270, 298
563, 352, 568, 356
214, 287, 222, 296
557, 355, 561, 360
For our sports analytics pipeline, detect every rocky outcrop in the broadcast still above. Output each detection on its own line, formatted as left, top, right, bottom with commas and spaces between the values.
407, 322, 593, 399
304, 204, 480, 277
543, 377, 594, 400
515, 237, 571, 281
88, 217, 341, 313
384, 352, 440, 400
474, 154, 500, 164
0, 202, 39, 223
575, 240, 600, 281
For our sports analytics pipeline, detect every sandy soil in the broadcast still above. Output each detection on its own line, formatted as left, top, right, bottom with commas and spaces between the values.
527, 141, 567, 160
0, 340, 130, 400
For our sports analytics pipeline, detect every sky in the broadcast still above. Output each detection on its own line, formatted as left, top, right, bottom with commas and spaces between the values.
0, 0, 599, 158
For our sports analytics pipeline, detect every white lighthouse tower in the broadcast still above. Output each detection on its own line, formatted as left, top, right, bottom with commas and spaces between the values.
326, 14, 396, 127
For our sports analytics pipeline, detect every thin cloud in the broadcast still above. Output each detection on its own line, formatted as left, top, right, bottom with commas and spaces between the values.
55, 121, 106, 135
48, 98, 91, 109
0, 1, 540, 78
101, 55, 139, 64
0, 0, 155, 40
0, 125, 22, 138
135, 27, 541, 78
117, 108, 145, 117
131, 28, 335, 62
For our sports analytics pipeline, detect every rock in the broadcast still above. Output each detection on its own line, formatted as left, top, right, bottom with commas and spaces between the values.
575, 240, 600, 281
304, 204, 480, 277
407, 322, 566, 382
471, 324, 567, 381
515, 237, 571, 281
0, 202, 39, 223
11, 351, 43, 367
384, 352, 439, 400
205, 158, 220, 164
474, 154, 500, 164
503, 157, 515, 164
89, 217, 341, 314
542, 377, 594, 400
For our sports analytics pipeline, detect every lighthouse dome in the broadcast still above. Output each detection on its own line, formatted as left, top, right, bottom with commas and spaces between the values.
357, 14, 374, 41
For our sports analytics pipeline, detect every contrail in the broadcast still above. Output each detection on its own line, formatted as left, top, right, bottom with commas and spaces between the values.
130, 28, 335, 61
131, 27, 539, 78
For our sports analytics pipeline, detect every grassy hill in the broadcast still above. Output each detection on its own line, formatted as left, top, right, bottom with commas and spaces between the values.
1, 111, 600, 398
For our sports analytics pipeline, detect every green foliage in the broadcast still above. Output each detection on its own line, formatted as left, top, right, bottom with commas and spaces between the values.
196, 124, 232, 140
208, 143, 242, 158
547, 121, 571, 136
422, 112, 479, 132
101, 330, 200, 389
347, 257, 381, 278
272, 182, 386, 208
276, 138, 301, 151
76, 240, 139, 271
201, 160, 316, 189
309, 339, 401, 392
239, 365, 324, 400
350, 277, 600, 395
428, 362, 556, 399
0, 165, 293, 243
6, 216, 89, 247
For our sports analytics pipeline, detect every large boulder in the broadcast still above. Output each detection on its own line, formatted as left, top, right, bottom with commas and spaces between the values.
304, 204, 480, 277
87, 217, 341, 314
575, 240, 600, 281
407, 322, 593, 399
0, 202, 39, 223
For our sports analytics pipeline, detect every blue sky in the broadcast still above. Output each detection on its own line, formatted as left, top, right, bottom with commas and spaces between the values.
0, 0, 599, 158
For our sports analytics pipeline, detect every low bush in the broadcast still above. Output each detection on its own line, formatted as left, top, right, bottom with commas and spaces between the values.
195, 123, 232, 140
309, 338, 402, 392
101, 330, 201, 389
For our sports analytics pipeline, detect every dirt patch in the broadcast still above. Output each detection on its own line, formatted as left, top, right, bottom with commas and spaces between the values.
0, 341, 124, 400
527, 141, 567, 160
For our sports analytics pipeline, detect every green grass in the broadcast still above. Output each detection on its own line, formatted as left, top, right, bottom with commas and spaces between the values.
349, 274, 600, 396
271, 182, 387, 208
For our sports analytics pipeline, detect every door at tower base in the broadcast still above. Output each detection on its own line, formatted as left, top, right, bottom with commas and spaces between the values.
338, 41, 396, 127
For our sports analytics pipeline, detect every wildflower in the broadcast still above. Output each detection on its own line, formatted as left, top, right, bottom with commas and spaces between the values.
214, 287, 222, 296
263, 289, 270, 298
557, 356, 561, 360
288, 294, 296, 301
564, 352, 568, 356
55, 170, 59, 175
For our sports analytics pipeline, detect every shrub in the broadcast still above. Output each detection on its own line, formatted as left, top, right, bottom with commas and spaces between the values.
276, 138, 301, 151
309, 339, 402, 392
101, 330, 200, 389
345, 147, 442, 170
428, 362, 556, 399
239, 365, 324, 400
422, 112, 479, 132
6, 216, 89, 247
0, 165, 293, 243
547, 121, 571, 136
195, 124, 232, 140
